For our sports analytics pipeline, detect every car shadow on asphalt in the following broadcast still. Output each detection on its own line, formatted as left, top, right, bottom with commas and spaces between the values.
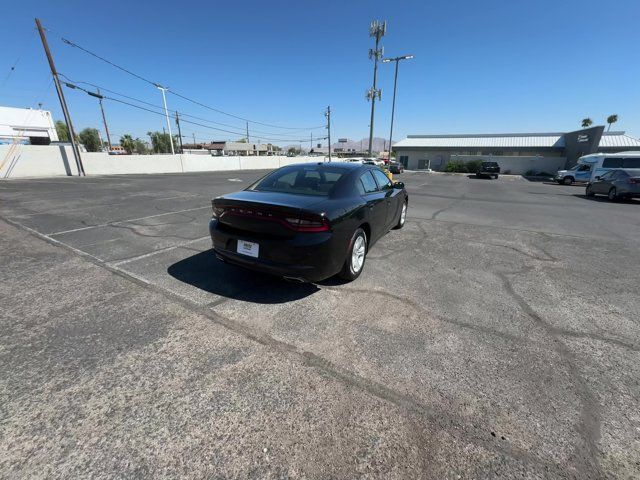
167, 249, 320, 304
465, 174, 493, 180
572, 194, 639, 204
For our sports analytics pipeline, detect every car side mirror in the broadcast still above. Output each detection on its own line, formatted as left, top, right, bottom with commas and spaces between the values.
595, 176, 601, 180
393, 181, 405, 189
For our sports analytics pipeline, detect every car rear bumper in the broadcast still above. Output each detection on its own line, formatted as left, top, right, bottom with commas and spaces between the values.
209, 218, 341, 282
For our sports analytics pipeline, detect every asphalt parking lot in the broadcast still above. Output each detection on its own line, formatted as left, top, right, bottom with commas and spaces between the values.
1, 170, 639, 479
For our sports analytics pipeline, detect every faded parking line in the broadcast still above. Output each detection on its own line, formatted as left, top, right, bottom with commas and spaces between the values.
48, 205, 211, 236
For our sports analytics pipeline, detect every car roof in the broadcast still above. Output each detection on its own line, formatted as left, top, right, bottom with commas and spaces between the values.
283, 162, 365, 170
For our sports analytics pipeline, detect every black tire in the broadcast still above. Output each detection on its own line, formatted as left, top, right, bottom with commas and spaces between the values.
563, 176, 574, 185
608, 187, 618, 201
586, 185, 595, 197
494, 174, 499, 179
394, 200, 408, 229
338, 228, 367, 281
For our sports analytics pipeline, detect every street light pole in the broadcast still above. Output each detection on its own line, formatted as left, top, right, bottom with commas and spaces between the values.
382, 55, 413, 164
156, 85, 175, 155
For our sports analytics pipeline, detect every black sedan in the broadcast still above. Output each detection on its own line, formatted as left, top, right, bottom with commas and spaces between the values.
209, 163, 408, 282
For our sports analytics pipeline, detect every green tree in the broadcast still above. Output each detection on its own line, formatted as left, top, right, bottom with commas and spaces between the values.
120, 134, 135, 154
133, 138, 148, 154
147, 131, 174, 153
606, 114, 618, 132
581, 118, 593, 129
78, 128, 102, 152
55, 120, 69, 142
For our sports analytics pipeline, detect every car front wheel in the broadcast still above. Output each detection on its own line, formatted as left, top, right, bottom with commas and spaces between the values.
339, 228, 367, 281
394, 201, 407, 229
608, 187, 618, 201
563, 177, 574, 185
586, 185, 595, 197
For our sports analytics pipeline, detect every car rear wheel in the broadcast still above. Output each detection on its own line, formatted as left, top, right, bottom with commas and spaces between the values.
394, 201, 408, 229
339, 228, 367, 281
608, 187, 618, 201
563, 176, 574, 185
494, 174, 499, 179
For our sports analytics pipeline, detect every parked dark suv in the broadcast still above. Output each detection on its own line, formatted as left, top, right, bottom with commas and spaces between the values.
476, 161, 500, 179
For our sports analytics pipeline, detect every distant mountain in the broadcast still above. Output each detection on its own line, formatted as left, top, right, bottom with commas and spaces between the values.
283, 137, 394, 154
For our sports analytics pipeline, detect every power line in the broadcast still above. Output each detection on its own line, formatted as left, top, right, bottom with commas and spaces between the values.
61, 37, 158, 87
168, 90, 325, 130
62, 81, 329, 143
54, 30, 326, 131
58, 73, 322, 138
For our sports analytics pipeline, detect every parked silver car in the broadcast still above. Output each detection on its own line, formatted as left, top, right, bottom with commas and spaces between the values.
585, 169, 640, 201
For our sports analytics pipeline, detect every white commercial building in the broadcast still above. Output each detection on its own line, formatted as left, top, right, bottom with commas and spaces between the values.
393, 127, 640, 174
0, 106, 59, 145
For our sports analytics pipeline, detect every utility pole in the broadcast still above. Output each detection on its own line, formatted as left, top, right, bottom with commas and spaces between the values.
366, 20, 386, 156
246, 121, 250, 143
96, 88, 112, 150
175, 111, 184, 153
156, 85, 175, 155
35, 18, 84, 176
382, 55, 414, 165
325, 105, 331, 162
310, 132, 313, 152
192, 133, 196, 146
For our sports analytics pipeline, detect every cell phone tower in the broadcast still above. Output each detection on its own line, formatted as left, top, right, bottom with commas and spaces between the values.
366, 20, 386, 156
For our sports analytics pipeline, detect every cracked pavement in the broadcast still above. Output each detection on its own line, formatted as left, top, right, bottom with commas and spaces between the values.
1, 171, 639, 478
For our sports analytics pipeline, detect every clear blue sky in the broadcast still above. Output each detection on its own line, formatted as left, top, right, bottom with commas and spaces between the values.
1, 0, 639, 146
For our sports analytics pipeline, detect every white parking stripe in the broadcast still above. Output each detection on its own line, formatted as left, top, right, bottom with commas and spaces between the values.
109, 235, 211, 266
49, 205, 211, 236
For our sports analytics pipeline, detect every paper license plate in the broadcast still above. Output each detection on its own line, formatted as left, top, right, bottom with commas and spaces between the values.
237, 240, 259, 258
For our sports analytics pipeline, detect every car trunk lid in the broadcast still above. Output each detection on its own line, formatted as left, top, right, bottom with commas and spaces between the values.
213, 191, 328, 238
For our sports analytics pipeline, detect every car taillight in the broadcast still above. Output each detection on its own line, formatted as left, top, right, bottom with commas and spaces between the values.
211, 202, 226, 218
285, 215, 330, 232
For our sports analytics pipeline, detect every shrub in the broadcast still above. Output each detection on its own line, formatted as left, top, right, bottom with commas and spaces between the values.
445, 160, 467, 173
465, 159, 482, 173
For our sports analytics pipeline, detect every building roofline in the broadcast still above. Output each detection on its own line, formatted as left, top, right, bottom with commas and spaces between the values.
406, 130, 627, 139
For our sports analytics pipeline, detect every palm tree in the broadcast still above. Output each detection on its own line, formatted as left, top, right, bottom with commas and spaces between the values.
120, 134, 135, 154
606, 114, 618, 132
581, 118, 593, 129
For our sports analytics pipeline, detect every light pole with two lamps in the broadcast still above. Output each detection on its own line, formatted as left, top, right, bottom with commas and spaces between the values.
382, 55, 413, 166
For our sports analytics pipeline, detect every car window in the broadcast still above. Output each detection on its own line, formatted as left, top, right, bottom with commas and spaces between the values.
359, 171, 378, 194
371, 169, 392, 190
578, 164, 591, 171
602, 158, 623, 168
599, 171, 615, 180
622, 158, 640, 168
251, 165, 347, 196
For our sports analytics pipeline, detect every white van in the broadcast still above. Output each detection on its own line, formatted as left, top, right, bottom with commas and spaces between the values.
577, 151, 640, 182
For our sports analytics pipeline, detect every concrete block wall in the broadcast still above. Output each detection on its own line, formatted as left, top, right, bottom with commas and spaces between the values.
0, 145, 326, 178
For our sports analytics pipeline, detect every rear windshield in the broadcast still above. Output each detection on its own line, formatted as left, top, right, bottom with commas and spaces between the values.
249, 165, 347, 196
